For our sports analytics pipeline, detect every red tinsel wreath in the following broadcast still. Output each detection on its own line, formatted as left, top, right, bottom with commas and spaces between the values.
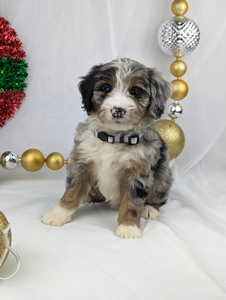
0, 17, 28, 127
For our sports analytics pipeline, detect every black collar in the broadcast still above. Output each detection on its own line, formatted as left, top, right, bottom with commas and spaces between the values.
94, 131, 144, 145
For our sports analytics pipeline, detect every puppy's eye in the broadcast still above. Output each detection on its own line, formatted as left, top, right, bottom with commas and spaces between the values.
130, 87, 142, 96
102, 85, 112, 95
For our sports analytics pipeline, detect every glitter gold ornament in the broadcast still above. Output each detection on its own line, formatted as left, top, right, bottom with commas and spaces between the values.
171, 79, 188, 100
0, 211, 12, 267
156, 119, 185, 158
46, 152, 65, 170
0, 212, 20, 279
21, 148, 45, 172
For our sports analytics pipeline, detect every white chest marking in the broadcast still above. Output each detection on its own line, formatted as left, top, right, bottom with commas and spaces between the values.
77, 130, 147, 202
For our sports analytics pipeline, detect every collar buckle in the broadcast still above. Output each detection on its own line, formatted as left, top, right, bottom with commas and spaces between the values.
96, 131, 115, 143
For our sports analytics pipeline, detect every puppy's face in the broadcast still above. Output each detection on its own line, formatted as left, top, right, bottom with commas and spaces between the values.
79, 58, 171, 130
92, 62, 151, 130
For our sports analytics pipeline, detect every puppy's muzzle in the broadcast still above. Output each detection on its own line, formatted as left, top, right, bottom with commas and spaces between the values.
111, 107, 126, 119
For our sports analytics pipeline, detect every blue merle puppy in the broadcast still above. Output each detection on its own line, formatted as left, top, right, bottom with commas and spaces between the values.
42, 57, 173, 238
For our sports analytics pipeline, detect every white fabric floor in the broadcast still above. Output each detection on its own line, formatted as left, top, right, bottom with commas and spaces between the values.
1, 1, 226, 299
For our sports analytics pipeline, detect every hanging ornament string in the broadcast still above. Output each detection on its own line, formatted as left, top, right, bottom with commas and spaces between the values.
0, 149, 70, 172
0, 17, 28, 127
156, 0, 200, 159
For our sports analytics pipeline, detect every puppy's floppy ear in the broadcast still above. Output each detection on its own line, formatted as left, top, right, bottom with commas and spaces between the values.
78, 65, 102, 115
147, 68, 172, 119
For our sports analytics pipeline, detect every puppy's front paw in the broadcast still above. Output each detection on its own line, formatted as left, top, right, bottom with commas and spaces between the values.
42, 212, 71, 226
115, 224, 142, 239
42, 205, 72, 226
141, 205, 160, 220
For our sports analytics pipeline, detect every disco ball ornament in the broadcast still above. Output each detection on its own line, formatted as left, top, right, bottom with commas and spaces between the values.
158, 16, 200, 56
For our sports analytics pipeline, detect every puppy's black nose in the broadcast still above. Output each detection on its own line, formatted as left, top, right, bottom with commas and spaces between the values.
111, 107, 126, 118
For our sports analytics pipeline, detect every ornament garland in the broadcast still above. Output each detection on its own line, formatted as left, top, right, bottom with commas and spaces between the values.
0, 1, 200, 171
0, 149, 70, 172
156, 0, 200, 159
0, 17, 28, 127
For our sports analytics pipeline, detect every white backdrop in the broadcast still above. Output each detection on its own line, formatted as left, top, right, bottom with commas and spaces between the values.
1, 1, 226, 299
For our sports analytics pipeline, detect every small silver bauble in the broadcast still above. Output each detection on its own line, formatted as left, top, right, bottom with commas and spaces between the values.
168, 102, 183, 119
158, 16, 200, 56
1, 151, 20, 170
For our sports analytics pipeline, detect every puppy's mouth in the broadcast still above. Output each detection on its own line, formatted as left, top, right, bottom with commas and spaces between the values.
112, 117, 124, 124
108, 118, 135, 132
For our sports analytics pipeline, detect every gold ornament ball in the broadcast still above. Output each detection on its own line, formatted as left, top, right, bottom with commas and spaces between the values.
46, 152, 65, 170
170, 59, 187, 78
171, 0, 188, 16
21, 149, 45, 172
156, 119, 185, 159
0, 211, 12, 267
171, 79, 189, 100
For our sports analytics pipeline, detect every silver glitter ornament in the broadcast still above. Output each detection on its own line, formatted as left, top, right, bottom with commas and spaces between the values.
168, 102, 183, 119
158, 16, 200, 56
1, 151, 20, 170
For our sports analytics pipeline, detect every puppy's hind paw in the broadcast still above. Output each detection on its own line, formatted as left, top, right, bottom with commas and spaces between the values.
141, 205, 160, 220
42, 205, 72, 226
115, 224, 142, 239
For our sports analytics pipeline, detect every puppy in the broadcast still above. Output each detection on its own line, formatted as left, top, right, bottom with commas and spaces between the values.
42, 57, 173, 238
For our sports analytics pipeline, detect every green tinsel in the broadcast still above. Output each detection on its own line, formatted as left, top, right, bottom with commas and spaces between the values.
0, 57, 28, 91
